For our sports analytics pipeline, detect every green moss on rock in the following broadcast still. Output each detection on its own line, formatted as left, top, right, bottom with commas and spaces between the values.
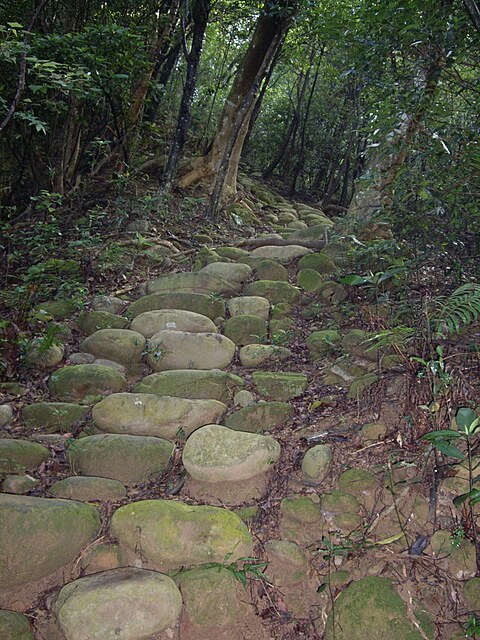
325, 576, 423, 640
22, 402, 89, 432
225, 402, 293, 432
111, 499, 253, 570
252, 371, 307, 401
48, 364, 126, 402
224, 314, 267, 346
245, 280, 301, 305
133, 369, 244, 401
0, 493, 100, 588
174, 566, 240, 627
297, 269, 323, 292
76, 311, 128, 335
0, 610, 33, 639
67, 434, 174, 485
127, 291, 225, 320
0, 439, 49, 473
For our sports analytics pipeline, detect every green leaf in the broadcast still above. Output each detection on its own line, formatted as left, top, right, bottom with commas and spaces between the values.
340, 274, 369, 285
453, 489, 480, 508
456, 408, 478, 435
421, 430, 462, 440
433, 440, 465, 460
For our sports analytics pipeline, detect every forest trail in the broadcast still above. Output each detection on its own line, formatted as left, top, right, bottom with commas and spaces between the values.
0, 179, 477, 640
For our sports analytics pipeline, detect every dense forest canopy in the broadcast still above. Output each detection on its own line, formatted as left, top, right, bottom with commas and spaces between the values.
0, 0, 479, 311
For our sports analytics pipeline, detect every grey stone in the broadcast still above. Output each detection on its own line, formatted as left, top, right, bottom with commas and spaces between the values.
55, 568, 182, 640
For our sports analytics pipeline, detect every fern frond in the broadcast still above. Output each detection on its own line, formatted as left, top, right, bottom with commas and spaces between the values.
433, 283, 480, 336
365, 326, 416, 351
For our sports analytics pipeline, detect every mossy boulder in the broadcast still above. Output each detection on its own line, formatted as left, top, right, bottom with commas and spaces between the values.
48, 364, 127, 402
280, 496, 322, 524
22, 402, 89, 432
245, 280, 301, 305
317, 280, 347, 304
288, 224, 333, 243
269, 318, 295, 342
0, 439, 49, 473
215, 246, 250, 261
78, 543, 126, 575
35, 299, 77, 320
67, 434, 174, 485
298, 252, 337, 274
133, 370, 244, 401
127, 291, 225, 320
271, 302, 292, 318
348, 373, 379, 398
362, 422, 388, 442
199, 262, 252, 287
224, 314, 267, 346
325, 576, 424, 640
174, 566, 241, 627
81, 329, 145, 370
26, 340, 64, 369
49, 476, 127, 501
55, 568, 182, 640
297, 269, 323, 292
249, 245, 312, 264
338, 468, 377, 495
321, 490, 360, 514
239, 344, 291, 367
0, 610, 33, 640
463, 577, 480, 610
193, 247, 222, 270
146, 271, 240, 296
146, 330, 235, 371
91, 295, 125, 314
92, 392, 225, 439
342, 329, 380, 362
130, 309, 216, 338
76, 311, 128, 335
254, 259, 289, 281
301, 445, 332, 482
252, 371, 308, 401
228, 296, 270, 320
0, 493, 100, 588
111, 499, 252, 570
0, 404, 13, 427
306, 330, 341, 357
264, 539, 308, 587
225, 402, 293, 432
1, 474, 39, 494
182, 424, 280, 482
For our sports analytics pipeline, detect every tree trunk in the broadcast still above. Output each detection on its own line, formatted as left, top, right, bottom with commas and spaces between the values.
463, 0, 480, 32
128, 0, 182, 130
161, 0, 211, 189
262, 71, 307, 180
176, 0, 298, 215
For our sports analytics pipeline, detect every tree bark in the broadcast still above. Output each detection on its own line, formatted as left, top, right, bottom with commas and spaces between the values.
176, 0, 298, 215
161, 0, 211, 189
262, 70, 307, 180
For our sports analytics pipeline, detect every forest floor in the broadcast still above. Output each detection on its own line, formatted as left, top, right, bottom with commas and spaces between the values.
0, 173, 479, 640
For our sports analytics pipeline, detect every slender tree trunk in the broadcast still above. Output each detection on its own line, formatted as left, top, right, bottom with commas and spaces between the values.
176, 0, 298, 214
128, 0, 182, 129
262, 71, 307, 180
289, 55, 321, 195
379, 54, 447, 204
161, 0, 210, 189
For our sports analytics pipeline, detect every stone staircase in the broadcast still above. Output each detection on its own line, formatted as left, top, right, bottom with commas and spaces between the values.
0, 191, 477, 640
